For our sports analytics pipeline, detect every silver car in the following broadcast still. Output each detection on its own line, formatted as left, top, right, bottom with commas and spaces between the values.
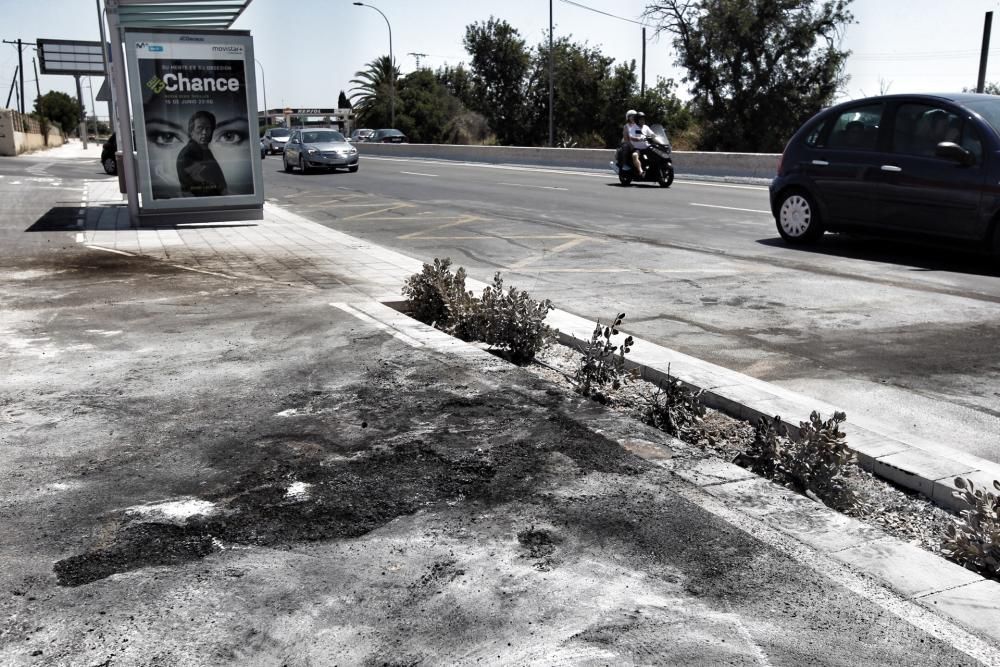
262, 127, 291, 154
282, 129, 360, 173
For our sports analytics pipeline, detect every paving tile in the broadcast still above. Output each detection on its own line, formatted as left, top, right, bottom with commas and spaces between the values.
921, 579, 1000, 643
672, 459, 756, 487
701, 477, 817, 517
831, 538, 981, 599
838, 427, 909, 471
759, 504, 887, 553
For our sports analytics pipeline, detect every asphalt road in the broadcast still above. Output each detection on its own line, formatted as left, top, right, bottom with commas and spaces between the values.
261, 153, 1000, 464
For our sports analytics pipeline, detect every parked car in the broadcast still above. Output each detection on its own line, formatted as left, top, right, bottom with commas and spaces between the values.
101, 134, 117, 175
369, 128, 408, 144
282, 128, 359, 173
262, 127, 291, 154
350, 128, 374, 142
770, 93, 1000, 256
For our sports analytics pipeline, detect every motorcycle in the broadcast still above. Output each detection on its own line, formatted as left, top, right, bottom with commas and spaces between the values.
610, 123, 675, 188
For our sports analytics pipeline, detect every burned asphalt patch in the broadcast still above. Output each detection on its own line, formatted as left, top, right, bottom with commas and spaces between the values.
53, 372, 649, 586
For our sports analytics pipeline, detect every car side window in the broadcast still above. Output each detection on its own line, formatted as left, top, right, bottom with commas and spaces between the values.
822, 104, 883, 150
290, 132, 299, 143
892, 103, 973, 161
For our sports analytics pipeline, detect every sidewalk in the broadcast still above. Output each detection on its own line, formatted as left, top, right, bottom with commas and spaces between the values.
1, 179, 999, 663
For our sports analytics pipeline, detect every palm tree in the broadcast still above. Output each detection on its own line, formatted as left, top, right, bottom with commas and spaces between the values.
349, 55, 399, 127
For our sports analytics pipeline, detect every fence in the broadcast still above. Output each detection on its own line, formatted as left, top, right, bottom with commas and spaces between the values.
0, 109, 65, 156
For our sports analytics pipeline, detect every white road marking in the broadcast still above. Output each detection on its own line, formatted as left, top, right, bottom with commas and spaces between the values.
363, 155, 770, 191
690, 202, 771, 214
497, 182, 568, 191
399, 171, 439, 177
84, 245, 134, 256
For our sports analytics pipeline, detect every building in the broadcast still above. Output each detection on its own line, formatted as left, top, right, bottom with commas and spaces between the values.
259, 108, 355, 134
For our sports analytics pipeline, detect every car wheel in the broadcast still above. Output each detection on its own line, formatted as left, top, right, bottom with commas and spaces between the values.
299, 156, 309, 174
775, 189, 824, 243
283, 154, 293, 173
102, 157, 116, 175
991, 221, 1000, 259
348, 165, 359, 173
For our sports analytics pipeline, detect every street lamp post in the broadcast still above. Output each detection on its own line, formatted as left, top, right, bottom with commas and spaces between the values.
353, 2, 394, 128
255, 58, 268, 127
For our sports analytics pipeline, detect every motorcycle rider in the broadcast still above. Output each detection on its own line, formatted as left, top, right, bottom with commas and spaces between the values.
628, 111, 653, 177
621, 109, 645, 177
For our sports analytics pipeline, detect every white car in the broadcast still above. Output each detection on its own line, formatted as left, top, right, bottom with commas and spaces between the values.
262, 127, 291, 154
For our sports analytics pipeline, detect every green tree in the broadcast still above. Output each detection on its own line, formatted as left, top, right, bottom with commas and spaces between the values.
338, 89, 352, 109
435, 64, 474, 109
463, 17, 531, 145
395, 69, 464, 143
600, 60, 639, 147
349, 55, 399, 127
627, 77, 694, 142
524, 35, 614, 147
33, 91, 80, 135
644, 0, 853, 151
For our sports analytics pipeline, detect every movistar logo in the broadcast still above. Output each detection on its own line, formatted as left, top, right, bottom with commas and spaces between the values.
146, 75, 167, 94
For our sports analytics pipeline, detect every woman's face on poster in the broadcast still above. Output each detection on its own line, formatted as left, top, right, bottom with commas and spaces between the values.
143, 96, 253, 198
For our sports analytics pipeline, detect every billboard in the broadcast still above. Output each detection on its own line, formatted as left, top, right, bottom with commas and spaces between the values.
124, 30, 262, 213
37, 39, 107, 76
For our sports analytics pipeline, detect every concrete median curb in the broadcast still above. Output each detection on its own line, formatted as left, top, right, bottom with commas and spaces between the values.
356, 141, 780, 180
546, 307, 1000, 515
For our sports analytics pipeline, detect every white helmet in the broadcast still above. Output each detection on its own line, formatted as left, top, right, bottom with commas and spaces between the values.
625, 109, 637, 122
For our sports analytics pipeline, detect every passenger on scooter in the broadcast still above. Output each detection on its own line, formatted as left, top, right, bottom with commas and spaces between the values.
622, 109, 645, 177
629, 111, 652, 177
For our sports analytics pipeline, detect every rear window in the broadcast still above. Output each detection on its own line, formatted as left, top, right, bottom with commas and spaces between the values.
269, 129, 289, 137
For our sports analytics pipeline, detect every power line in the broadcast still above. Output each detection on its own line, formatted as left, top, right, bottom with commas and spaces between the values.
558, 0, 648, 27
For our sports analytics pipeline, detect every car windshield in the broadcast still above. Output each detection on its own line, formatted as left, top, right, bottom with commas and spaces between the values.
302, 131, 345, 143
270, 129, 290, 137
961, 97, 1000, 136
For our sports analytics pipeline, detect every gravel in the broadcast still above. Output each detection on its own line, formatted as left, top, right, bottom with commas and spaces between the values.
529, 342, 958, 556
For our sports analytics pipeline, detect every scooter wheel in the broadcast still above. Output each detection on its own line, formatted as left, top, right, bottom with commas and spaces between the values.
619, 171, 633, 186
659, 166, 674, 188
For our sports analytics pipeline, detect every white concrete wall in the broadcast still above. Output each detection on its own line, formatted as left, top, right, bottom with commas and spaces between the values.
355, 141, 780, 180
0, 109, 66, 156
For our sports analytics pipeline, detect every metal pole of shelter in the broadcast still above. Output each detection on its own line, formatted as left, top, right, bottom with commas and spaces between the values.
978, 11, 993, 94
105, 0, 140, 225
96, 0, 117, 131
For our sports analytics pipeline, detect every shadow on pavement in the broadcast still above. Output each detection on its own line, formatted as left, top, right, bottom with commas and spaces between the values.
24, 207, 82, 232
756, 235, 1000, 277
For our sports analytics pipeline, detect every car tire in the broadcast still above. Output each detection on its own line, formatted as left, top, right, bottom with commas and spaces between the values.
775, 189, 824, 243
102, 157, 116, 175
299, 156, 309, 174
283, 154, 293, 173
990, 221, 1000, 259
348, 165, 359, 173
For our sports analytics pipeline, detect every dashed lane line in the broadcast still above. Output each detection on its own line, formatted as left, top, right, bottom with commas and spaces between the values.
399, 171, 439, 177
690, 202, 772, 214
497, 182, 569, 191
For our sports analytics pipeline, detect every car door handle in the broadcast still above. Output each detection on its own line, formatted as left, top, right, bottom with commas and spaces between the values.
881, 165, 902, 172
811, 160, 829, 166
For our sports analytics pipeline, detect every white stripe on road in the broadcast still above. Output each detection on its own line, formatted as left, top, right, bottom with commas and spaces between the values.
363, 155, 769, 191
399, 171, 439, 177
690, 202, 771, 214
497, 182, 569, 191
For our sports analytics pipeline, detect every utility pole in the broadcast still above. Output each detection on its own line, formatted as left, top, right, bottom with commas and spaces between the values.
87, 76, 97, 137
978, 11, 993, 93
32, 56, 41, 101
408, 52, 428, 68
5, 66, 19, 109
75, 75, 88, 148
548, 0, 554, 147
641, 27, 646, 96
2, 39, 27, 113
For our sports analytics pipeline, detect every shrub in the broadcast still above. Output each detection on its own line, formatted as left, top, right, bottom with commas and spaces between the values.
401, 258, 474, 330
737, 411, 859, 511
574, 313, 634, 402
942, 477, 1000, 578
478, 273, 554, 364
402, 260, 554, 364
640, 367, 706, 440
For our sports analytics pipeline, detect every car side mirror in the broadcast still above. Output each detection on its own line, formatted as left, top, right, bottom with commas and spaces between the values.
935, 141, 975, 166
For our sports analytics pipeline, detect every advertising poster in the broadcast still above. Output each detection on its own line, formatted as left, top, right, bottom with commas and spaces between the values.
125, 31, 261, 211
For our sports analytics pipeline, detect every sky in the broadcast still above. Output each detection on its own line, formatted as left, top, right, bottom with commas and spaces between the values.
2, 0, 1000, 120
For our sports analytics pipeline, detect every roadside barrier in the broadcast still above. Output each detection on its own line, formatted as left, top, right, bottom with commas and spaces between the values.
355, 141, 780, 180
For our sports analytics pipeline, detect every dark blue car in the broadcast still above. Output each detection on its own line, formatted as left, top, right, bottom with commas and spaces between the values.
769, 93, 1000, 256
